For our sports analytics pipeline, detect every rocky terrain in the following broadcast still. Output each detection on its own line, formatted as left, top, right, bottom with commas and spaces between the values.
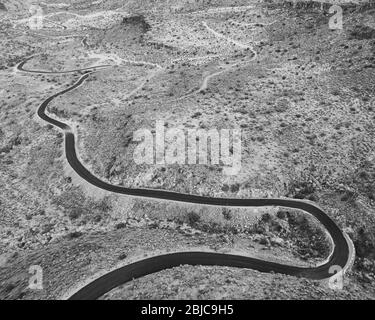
0, 0, 374, 300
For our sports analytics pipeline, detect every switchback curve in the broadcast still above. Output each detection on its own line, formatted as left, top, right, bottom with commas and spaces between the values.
18, 57, 353, 300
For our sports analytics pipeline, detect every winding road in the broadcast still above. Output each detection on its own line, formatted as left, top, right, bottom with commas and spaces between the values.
17, 56, 112, 74
16, 28, 354, 300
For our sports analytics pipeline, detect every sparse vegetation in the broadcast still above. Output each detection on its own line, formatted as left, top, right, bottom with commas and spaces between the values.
0, 0, 374, 300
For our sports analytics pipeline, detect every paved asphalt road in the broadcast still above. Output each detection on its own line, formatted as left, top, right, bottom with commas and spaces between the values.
17, 60, 353, 300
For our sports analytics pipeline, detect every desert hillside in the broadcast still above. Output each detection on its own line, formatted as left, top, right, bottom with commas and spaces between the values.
0, 0, 374, 300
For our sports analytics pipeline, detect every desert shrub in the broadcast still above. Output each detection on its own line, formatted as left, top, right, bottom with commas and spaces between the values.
186, 211, 200, 226
67, 231, 82, 239
250, 210, 330, 259
356, 258, 375, 275
69, 208, 82, 220
287, 211, 330, 259
347, 160, 375, 201
52, 186, 112, 222
222, 208, 232, 220
4, 283, 16, 294
354, 227, 375, 259
349, 25, 375, 40
276, 209, 288, 220
93, 196, 112, 213
118, 253, 128, 260
230, 183, 240, 193
286, 172, 316, 200
115, 223, 126, 230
